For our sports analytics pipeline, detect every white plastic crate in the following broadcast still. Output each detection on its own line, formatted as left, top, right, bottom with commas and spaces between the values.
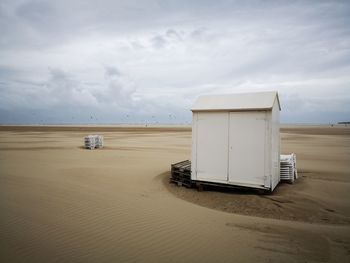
280, 153, 297, 183
84, 135, 104, 150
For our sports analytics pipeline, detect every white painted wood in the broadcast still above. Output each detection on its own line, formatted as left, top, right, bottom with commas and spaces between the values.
194, 112, 229, 182
228, 112, 266, 187
191, 112, 198, 180
264, 111, 271, 188
191, 91, 281, 191
271, 98, 280, 190
192, 91, 280, 112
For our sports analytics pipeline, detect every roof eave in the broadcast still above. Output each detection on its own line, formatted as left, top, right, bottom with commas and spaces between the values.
191, 107, 273, 112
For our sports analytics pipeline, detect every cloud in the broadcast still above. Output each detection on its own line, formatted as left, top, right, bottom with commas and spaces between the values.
96, 66, 137, 108
150, 35, 166, 49
45, 68, 99, 107
105, 66, 121, 77
0, 0, 350, 124
166, 29, 182, 41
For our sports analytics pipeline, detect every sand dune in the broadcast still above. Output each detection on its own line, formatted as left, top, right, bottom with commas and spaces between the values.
0, 125, 349, 262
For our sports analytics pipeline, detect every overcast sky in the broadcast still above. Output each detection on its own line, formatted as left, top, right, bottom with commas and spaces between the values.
0, 0, 349, 124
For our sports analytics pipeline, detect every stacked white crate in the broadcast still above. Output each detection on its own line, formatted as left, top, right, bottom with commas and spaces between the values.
95, 135, 103, 148
84, 135, 103, 149
84, 135, 94, 149
280, 153, 297, 183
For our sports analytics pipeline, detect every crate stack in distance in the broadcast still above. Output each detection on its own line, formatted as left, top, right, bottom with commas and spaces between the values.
280, 153, 297, 183
84, 135, 104, 150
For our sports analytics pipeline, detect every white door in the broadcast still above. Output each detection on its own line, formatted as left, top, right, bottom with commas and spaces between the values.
228, 112, 266, 187
195, 112, 229, 182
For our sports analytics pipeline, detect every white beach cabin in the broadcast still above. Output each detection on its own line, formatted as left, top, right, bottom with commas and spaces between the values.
191, 91, 281, 191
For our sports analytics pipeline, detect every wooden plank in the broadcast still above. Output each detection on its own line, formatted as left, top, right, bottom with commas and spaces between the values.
170, 160, 192, 188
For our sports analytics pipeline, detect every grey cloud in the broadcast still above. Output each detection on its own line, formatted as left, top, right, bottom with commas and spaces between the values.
142, 28, 190, 50
0, 66, 19, 79
151, 35, 167, 49
1, 0, 350, 124
130, 41, 144, 50
281, 93, 307, 113
17, 0, 53, 25
97, 67, 137, 108
165, 29, 182, 41
150, 29, 184, 49
105, 66, 121, 77
44, 67, 139, 111
281, 93, 350, 123
190, 27, 207, 39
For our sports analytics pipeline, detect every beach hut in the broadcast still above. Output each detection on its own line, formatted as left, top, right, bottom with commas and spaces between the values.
191, 91, 281, 191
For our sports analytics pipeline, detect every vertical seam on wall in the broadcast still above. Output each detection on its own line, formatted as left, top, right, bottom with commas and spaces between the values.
227, 112, 230, 182
270, 111, 273, 189
265, 111, 269, 188
195, 113, 198, 179
266, 112, 268, 188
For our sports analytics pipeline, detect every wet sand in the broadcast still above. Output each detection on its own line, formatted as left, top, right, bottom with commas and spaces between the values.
0, 125, 349, 262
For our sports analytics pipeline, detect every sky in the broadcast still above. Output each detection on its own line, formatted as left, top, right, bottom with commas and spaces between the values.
0, 0, 349, 124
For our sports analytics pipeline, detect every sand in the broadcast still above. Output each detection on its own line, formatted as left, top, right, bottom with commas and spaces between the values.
0, 125, 349, 262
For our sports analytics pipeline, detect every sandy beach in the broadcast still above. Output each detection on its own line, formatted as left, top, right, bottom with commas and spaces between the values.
0, 125, 349, 262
